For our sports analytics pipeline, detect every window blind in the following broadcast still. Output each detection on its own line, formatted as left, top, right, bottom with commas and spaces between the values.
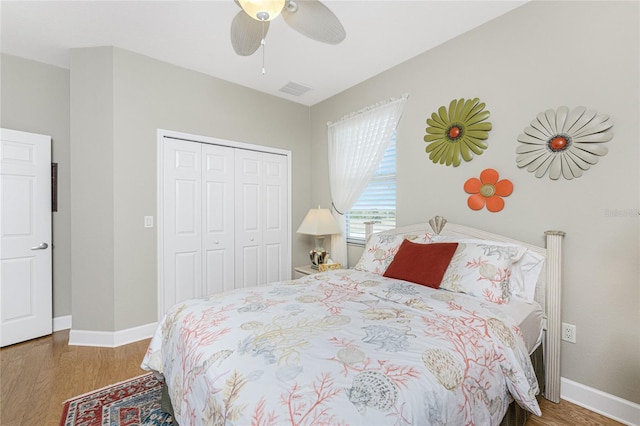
346, 134, 396, 242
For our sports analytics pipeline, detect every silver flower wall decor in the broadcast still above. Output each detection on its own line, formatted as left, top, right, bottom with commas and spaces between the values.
516, 106, 613, 180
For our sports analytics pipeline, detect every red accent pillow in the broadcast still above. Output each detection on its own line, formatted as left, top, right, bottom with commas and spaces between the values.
383, 240, 458, 289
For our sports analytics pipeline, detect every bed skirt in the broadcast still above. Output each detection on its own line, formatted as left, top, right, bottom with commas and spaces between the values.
160, 383, 177, 423
159, 344, 544, 426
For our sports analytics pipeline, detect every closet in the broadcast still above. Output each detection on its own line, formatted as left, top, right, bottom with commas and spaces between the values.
158, 130, 290, 318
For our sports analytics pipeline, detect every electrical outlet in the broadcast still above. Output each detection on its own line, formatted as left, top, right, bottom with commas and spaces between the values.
562, 322, 577, 343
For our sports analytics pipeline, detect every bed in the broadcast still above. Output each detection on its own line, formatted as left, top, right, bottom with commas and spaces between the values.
142, 216, 564, 425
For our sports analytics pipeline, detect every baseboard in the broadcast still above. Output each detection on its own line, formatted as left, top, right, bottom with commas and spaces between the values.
53, 315, 72, 331
561, 377, 640, 426
68, 322, 157, 348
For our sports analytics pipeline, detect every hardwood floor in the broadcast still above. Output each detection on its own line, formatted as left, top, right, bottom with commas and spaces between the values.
0, 330, 624, 426
530, 398, 624, 426
0, 330, 149, 426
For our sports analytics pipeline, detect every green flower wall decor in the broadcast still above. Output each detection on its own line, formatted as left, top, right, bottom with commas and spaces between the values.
423, 98, 492, 166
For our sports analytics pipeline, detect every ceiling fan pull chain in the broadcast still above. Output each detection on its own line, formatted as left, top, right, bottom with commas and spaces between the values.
261, 39, 266, 75
261, 20, 266, 75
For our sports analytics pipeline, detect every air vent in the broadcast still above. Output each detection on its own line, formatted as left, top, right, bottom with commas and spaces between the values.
279, 81, 312, 97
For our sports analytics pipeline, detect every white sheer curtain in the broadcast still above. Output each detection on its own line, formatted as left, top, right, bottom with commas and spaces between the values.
327, 94, 408, 266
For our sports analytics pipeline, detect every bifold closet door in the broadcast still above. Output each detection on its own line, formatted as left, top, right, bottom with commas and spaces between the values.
202, 144, 235, 295
162, 136, 289, 315
235, 149, 261, 288
235, 149, 288, 288
162, 138, 202, 313
162, 139, 234, 312
261, 153, 289, 284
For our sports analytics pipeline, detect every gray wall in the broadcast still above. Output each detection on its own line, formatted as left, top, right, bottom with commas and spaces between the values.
1, 54, 72, 319
69, 47, 312, 331
2, 48, 312, 331
310, 1, 639, 405
70, 47, 117, 330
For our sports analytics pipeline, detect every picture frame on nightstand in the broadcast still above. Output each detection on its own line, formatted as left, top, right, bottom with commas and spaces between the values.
294, 264, 342, 279
318, 263, 341, 272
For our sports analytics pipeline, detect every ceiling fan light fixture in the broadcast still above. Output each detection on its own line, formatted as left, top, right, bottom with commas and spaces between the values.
238, 0, 285, 21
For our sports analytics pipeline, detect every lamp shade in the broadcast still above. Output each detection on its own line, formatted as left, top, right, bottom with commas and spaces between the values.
238, 0, 285, 21
296, 207, 341, 236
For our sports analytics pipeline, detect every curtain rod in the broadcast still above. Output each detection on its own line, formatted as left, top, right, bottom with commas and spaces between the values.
327, 93, 409, 127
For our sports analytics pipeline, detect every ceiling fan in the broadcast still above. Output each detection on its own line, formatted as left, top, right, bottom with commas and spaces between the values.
231, 0, 346, 57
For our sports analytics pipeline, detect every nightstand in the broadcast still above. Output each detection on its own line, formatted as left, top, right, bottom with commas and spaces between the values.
293, 265, 317, 279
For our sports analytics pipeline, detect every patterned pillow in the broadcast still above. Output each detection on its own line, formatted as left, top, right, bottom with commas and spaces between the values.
510, 250, 545, 303
431, 236, 541, 303
438, 242, 526, 304
354, 231, 432, 275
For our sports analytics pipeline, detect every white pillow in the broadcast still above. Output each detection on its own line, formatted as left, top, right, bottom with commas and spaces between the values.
510, 250, 545, 303
354, 231, 432, 275
431, 236, 543, 303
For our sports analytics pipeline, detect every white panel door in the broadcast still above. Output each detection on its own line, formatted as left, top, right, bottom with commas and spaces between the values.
0, 128, 52, 347
262, 153, 289, 284
235, 149, 262, 288
158, 130, 291, 318
162, 138, 202, 313
202, 144, 235, 295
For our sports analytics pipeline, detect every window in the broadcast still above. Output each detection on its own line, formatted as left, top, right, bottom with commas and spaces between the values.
346, 133, 396, 243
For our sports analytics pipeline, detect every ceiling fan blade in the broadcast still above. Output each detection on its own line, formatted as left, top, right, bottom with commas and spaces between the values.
230, 10, 269, 56
282, 0, 346, 44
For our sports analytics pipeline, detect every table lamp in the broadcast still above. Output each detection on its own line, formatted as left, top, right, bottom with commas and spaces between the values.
296, 206, 342, 269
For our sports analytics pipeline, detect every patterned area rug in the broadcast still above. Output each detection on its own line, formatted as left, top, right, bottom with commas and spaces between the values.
60, 373, 175, 426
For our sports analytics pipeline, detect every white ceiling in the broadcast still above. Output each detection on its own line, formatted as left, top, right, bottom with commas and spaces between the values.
1, 0, 527, 106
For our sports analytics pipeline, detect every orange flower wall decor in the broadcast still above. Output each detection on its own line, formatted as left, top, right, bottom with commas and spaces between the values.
464, 168, 513, 212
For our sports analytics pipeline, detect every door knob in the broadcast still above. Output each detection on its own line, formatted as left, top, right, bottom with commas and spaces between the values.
31, 242, 49, 250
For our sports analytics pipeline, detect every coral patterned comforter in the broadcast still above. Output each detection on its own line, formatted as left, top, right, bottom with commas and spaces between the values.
142, 269, 541, 426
